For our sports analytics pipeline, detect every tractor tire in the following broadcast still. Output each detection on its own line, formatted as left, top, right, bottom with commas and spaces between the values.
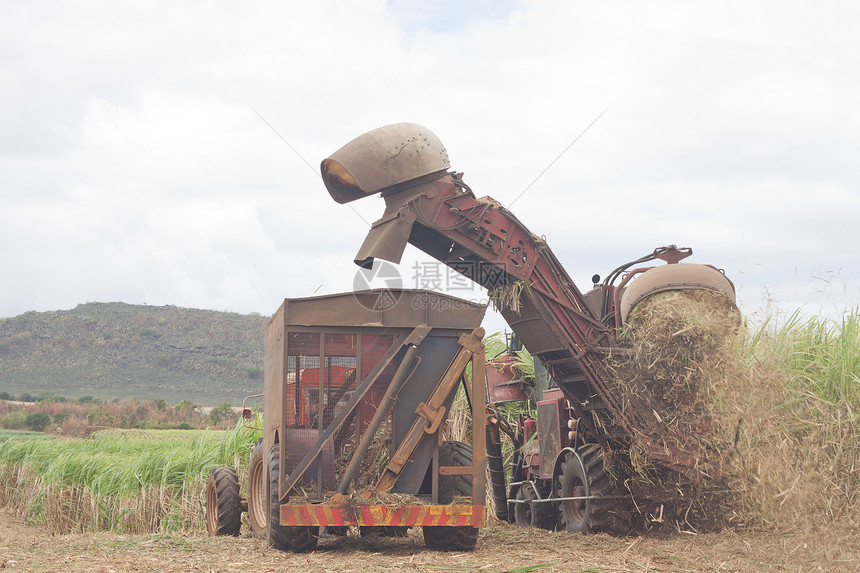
268, 445, 319, 553
423, 441, 479, 551
513, 487, 532, 527
205, 467, 242, 536
246, 438, 267, 539
558, 444, 627, 534
524, 482, 559, 531
514, 482, 558, 530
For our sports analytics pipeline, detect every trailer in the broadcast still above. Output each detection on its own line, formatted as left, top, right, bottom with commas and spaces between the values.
206, 289, 490, 551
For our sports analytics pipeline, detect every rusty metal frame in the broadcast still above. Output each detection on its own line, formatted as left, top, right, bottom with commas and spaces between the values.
281, 325, 432, 497
276, 327, 489, 527
374, 327, 487, 504
261, 290, 489, 529
343, 175, 717, 479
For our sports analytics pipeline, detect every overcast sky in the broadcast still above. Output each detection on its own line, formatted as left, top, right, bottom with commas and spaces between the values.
2, 0, 858, 332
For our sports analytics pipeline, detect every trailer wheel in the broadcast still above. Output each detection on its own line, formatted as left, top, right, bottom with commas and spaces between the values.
558, 444, 616, 533
423, 441, 479, 551
246, 438, 267, 538
205, 467, 242, 536
268, 445, 319, 553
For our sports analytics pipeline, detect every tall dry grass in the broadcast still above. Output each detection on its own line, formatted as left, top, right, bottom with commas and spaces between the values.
716, 310, 860, 530
615, 293, 858, 531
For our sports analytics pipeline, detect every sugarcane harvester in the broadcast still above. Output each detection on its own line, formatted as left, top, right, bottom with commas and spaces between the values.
320, 123, 738, 533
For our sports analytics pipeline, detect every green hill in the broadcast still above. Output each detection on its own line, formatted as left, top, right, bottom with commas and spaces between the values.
0, 303, 268, 406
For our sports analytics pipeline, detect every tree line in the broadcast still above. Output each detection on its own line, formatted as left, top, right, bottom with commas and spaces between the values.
0, 394, 238, 434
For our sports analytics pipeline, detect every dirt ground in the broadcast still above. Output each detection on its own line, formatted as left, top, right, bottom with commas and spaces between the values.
0, 511, 857, 573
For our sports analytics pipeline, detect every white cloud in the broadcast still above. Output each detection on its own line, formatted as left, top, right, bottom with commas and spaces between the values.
1, 0, 858, 325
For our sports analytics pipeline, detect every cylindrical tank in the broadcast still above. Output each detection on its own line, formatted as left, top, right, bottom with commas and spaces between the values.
619, 263, 736, 323
523, 417, 536, 444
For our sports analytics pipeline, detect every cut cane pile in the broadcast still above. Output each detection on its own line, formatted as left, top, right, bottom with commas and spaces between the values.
614, 290, 859, 531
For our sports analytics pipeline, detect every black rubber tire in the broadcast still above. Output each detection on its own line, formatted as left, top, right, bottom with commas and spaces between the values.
558, 444, 620, 534
268, 445, 319, 553
246, 438, 267, 539
514, 481, 558, 529
205, 467, 242, 536
524, 482, 559, 531
423, 441, 479, 551
513, 487, 532, 527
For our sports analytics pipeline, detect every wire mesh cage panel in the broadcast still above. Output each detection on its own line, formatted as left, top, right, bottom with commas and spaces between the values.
355, 334, 395, 487
282, 330, 398, 493
285, 332, 320, 429
359, 334, 394, 433
282, 333, 331, 491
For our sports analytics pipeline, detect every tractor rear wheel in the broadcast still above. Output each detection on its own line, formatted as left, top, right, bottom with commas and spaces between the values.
268, 445, 319, 552
423, 441, 479, 551
246, 438, 267, 538
558, 444, 626, 533
205, 467, 242, 536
